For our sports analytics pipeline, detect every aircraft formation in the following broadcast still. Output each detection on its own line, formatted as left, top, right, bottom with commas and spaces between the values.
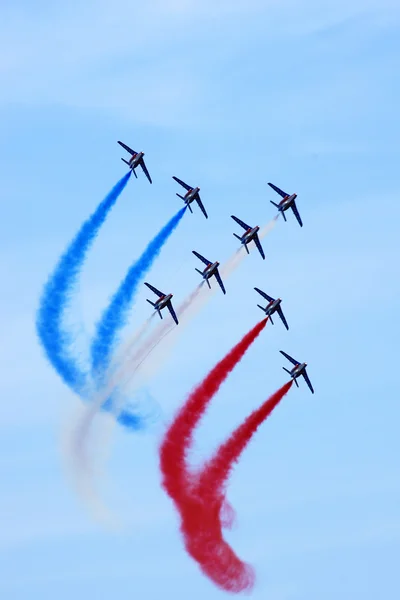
118, 140, 314, 394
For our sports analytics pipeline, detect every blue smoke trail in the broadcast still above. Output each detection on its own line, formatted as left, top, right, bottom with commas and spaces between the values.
90, 207, 187, 382
36, 172, 131, 395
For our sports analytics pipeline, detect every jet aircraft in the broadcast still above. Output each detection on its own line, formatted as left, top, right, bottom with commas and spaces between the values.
268, 182, 302, 227
172, 176, 208, 218
118, 141, 152, 183
192, 251, 226, 294
231, 215, 265, 259
254, 288, 288, 329
280, 351, 314, 393
144, 282, 178, 325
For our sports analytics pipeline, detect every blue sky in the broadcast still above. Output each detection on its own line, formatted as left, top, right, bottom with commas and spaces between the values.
1, 0, 399, 598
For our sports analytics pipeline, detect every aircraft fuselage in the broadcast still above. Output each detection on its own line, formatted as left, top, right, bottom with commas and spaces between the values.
242, 226, 260, 244
265, 298, 281, 315
129, 151, 144, 168
203, 262, 219, 279
291, 362, 307, 379
185, 187, 200, 203
155, 293, 173, 310
279, 193, 297, 211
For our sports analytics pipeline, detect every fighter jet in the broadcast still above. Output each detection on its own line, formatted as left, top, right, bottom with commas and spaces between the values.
268, 182, 302, 227
254, 288, 288, 329
144, 282, 178, 325
118, 141, 152, 183
173, 176, 208, 218
231, 215, 265, 259
192, 251, 226, 294
280, 351, 314, 393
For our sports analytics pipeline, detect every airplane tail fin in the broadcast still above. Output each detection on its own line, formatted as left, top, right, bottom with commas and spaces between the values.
269, 315, 274, 325
282, 367, 291, 375
146, 299, 156, 307
206, 278, 211, 289
244, 243, 249, 254
195, 268, 203, 277
121, 158, 130, 166
233, 233, 242, 242
271, 200, 285, 219
177, 193, 193, 212
257, 304, 266, 312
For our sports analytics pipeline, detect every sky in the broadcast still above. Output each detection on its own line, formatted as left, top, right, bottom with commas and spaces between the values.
1, 0, 399, 598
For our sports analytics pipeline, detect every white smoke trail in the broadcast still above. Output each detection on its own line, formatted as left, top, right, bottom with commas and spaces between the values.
66, 284, 204, 518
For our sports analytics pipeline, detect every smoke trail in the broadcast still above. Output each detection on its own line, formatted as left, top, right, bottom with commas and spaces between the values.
36, 172, 131, 394
197, 381, 293, 499
160, 319, 268, 490
66, 285, 196, 517
111, 283, 204, 390
66, 285, 204, 516
90, 207, 186, 381
182, 382, 292, 593
159, 320, 268, 591
176, 382, 293, 592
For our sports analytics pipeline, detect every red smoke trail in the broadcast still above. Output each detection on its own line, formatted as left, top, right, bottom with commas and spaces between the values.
159, 319, 269, 592
160, 318, 268, 501
197, 380, 293, 500
182, 382, 293, 593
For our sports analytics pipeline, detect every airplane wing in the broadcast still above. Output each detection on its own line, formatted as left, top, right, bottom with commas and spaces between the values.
118, 141, 137, 156
280, 350, 299, 366
231, 215, 251, 230
167, 301, 179, 325
253, 234, 265, 260
277, 306, 289, 330
173, 176, 192, 191
291, 201, 303, 227
196, 195, 208, 219
140, 159, 152, 184
268, 182, 288, 198
214, 269, 226, 295
192, 250, 211, 265
144, 282, 164, 298
254, 287, 274, 302
302, 369, 314, 394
